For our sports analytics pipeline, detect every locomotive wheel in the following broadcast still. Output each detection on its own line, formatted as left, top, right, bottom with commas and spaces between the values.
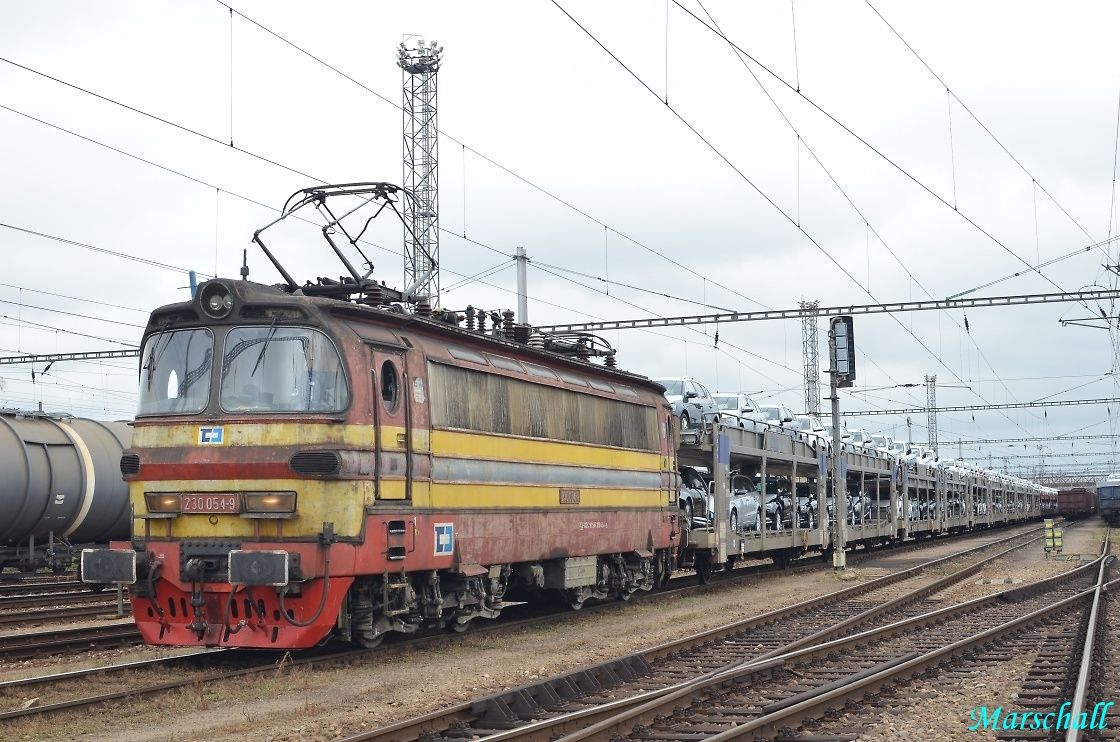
566, 587, 589, 611
654, 553, 671, 588
358, 633, 384, 649
447, 620, 470, 634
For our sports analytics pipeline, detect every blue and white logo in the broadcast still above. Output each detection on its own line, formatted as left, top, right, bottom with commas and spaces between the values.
198, 426, 225, 445
434, 522, 454, 556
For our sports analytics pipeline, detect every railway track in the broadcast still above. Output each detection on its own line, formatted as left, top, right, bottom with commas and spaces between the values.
0, 583, 130, 627
0, 522, 1036, 664
339, 526, 1062, 742
0, 579, 84, 597
0, 524, 1041, 726
1059, 533, 1118, 742
0, 602, 132, 627
0, 622, 140, 661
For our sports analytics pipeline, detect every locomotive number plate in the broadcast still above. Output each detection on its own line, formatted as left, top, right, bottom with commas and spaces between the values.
181, 494, 240, 513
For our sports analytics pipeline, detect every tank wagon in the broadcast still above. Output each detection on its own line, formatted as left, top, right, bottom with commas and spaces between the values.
1098, 475, 1120, 525
82, 278, 678, 648
0, 410, 131, 575
1057, 487, 1097, 519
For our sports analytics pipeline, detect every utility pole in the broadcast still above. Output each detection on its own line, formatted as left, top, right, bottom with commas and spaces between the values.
829, 316, 855, 569
801, 300, 821, 415
515, 246, 529, 324
906, 416, 912, 446
925, 374, 938, 456
398, 38, 443, 304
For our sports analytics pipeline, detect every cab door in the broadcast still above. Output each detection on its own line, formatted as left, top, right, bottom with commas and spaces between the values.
371, 348, 411, 500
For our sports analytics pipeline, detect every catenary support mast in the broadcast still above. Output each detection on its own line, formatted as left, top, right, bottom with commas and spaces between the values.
398, 38, 443, 303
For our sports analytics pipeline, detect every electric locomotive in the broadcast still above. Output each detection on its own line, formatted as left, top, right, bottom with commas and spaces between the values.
79, 182, 682, 649
81, 274, 679, 648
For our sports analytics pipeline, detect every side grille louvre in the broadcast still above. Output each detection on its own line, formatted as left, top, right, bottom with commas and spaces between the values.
289, 451, 342, 476
120, 453, 141, 476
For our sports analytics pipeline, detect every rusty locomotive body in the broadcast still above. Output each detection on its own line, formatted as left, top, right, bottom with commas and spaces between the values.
84, 278, 679, 648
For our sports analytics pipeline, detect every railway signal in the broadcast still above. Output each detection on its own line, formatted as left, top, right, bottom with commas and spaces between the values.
829, 316, 855, 569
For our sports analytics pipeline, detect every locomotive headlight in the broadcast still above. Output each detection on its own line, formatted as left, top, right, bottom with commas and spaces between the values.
199, 281, 234, 319
145, 493, 181, 514
243, 491, 297, 517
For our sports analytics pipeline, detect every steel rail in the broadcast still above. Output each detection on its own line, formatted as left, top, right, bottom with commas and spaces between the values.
0, 524, 1037, 727
0, 622, 140, 661
341, 527, 1045, 742
0, 589, 115, 610
0, 602, 131, 626
706, 562, 1115, 740
0, 578, 81, 593
1064, 530, 1113, 742
0, 562, 808, 722
538, 552, 1105, 742
511, 535, 1070, 742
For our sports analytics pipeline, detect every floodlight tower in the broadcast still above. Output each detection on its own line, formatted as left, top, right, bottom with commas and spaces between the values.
801, 300, 821, 415
925, 374, 938, 455
398, 38, 443, 304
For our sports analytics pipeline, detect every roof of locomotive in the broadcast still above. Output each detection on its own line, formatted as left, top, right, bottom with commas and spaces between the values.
144, 278, 666, 397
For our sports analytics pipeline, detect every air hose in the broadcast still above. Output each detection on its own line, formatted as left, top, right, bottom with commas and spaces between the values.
278, 549, 332, 627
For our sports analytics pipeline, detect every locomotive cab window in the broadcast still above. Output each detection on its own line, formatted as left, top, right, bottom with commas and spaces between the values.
380, 360, 400, 413
220, 326, 349, 413
137, 328, 214, 415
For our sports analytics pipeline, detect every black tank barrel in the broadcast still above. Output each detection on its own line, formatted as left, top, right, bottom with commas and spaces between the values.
0, 411, 132, 545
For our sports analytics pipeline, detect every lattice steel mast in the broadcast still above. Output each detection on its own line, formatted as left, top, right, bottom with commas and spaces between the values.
800, 300, 820, 415
398, 38, 443, 303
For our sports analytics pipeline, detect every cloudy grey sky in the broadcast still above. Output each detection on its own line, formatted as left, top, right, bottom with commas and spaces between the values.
1, 1, 1118, 478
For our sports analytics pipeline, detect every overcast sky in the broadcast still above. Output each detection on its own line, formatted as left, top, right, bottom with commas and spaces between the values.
2, 1, 1119, 479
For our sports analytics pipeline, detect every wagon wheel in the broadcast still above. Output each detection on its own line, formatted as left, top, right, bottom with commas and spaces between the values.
695, 554, 713, 585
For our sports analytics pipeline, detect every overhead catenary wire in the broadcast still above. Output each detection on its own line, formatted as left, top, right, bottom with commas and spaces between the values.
863, 0, 1102, 251
690, 0, 1045, 432
555, 0, 1053, 440
4, 8, 1097, 448
670, 0, 1107, 290
0, 101, 782, 390
2, 23, 906, 403
0, 282, 149, 314
209, 0, 776, 315
0, 222, 212, 277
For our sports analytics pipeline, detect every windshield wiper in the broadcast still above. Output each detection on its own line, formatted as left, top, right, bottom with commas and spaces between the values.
143, 329, 172, 392
250, 322, 279, 378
